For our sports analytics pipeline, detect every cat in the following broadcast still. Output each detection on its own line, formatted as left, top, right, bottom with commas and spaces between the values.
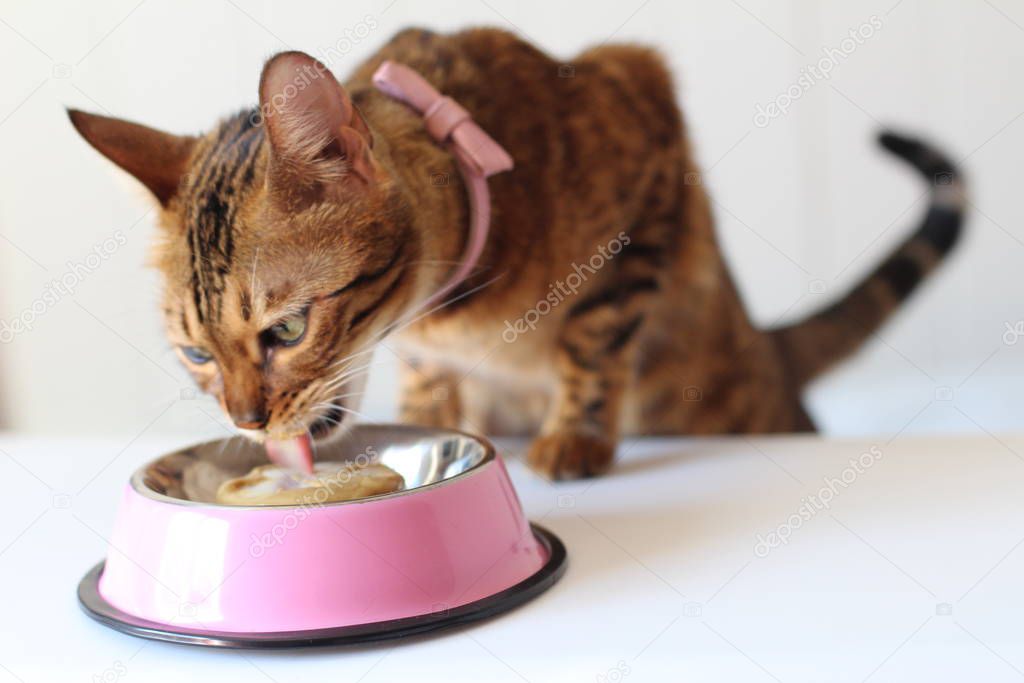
69, 27, 965, 480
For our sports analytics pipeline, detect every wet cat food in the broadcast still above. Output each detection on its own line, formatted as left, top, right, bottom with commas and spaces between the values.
216, 461, 404, 506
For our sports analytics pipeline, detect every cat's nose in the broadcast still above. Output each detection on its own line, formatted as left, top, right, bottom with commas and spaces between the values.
222, 365, 268, 430
232, 410, 268, 430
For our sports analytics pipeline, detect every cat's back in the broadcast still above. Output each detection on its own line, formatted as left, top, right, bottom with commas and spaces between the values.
348, 27, 683, 156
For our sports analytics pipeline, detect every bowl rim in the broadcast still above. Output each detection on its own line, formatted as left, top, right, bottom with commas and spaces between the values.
129, 424, 497, 510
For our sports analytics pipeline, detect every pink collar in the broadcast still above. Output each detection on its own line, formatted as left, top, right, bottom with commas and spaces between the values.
371, 60, 514, 307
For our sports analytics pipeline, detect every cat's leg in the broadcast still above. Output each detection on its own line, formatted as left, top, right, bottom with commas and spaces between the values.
527, 260, 658, 479
525, 165, 687, 479
398, 361, 462, 430
526, 347, 631, 479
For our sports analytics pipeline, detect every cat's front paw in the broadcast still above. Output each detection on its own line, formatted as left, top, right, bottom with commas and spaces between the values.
526, 431, 616, 480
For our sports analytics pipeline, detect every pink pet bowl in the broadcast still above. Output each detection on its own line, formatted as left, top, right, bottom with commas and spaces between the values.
77, 425, 565, 648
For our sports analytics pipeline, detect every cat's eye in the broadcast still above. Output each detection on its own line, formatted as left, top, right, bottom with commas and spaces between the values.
266, 312, 307, 347
181, 345, 213, 365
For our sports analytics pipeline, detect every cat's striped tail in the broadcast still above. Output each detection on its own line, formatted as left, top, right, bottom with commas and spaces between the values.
773, 131, 966, 388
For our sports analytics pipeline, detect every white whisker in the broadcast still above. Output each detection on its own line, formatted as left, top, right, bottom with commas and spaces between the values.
250, 247, 260, 300
326, 347, 376, 371
320, 363, 379, 393
335, 404, 373, 422
365, 273, 505, 350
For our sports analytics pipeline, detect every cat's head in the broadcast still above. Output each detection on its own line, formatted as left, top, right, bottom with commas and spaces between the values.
69, 51, 422, 443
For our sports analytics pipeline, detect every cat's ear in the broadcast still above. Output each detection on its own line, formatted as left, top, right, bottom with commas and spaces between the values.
258, 51, 376, 188
67, 109, 197, 207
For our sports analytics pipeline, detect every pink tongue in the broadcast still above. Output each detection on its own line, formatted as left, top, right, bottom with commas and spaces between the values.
265, 434, 314, 475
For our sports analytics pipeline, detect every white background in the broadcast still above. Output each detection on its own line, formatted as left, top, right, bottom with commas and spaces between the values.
0, 0, 1022, 440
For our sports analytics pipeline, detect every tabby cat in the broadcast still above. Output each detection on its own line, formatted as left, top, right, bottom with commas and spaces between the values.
69, 28, 964, 479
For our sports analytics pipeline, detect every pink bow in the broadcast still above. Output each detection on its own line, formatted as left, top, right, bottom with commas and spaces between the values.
372, 60, 514, 309
372, 60, 514, 177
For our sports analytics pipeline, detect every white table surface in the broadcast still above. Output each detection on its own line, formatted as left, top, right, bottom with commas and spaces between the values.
2, 430, 1023, 682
